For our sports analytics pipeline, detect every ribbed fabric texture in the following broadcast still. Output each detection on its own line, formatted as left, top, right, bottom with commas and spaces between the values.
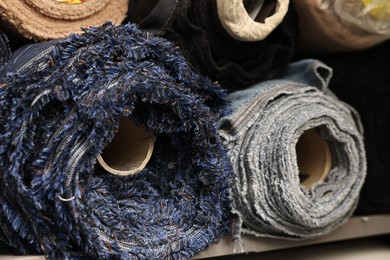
320, 41, 390, 215
0, 23, 233, 259
219, 60, 366, 239
127, 0, 298, 91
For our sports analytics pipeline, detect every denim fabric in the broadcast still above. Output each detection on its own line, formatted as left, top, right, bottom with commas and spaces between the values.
319, 41, 390, 215
219, 59, 366, 240
0, 30, 11, 71
126, 0, 298, 91
0, 23, 233, 259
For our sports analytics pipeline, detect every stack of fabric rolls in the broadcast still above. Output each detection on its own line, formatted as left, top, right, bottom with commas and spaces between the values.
0, 0, 388, 259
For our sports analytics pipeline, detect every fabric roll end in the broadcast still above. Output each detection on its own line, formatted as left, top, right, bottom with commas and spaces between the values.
216, 0, 289, 42
97, 117, 156, 176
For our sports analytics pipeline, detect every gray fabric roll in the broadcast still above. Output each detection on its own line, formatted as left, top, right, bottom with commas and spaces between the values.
219, 59, 367, 240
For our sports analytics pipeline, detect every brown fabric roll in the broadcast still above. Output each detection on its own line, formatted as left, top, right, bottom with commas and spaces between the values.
0, 0, 128, 41
293, 0, 389, 54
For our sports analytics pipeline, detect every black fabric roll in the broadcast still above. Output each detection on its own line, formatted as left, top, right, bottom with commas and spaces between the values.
320, 40, 390, 215
127, 0, 298, 91
0, 30, 11, 70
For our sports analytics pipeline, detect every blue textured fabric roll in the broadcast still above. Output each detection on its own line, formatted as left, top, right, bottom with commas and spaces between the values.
0, 23, 233, 259
219, 60, 366, 240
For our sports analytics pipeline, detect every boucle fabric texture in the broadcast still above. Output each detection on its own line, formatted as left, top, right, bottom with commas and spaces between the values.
0, 23, 233, 259
219, 59, 367, 239
0, 0, 128, 41
127, 0, 298, 90
320, 41, 390, 215
293, 0, 390, 54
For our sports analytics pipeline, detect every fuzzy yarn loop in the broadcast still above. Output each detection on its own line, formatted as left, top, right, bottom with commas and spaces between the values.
219, 60, 367, 239
0, 23, 232, 259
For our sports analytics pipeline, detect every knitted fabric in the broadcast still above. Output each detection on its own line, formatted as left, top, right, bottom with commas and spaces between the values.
320, 41, 390, 215
0, 23, 233, 259
219, 60, 366, 239
127, 0, 298, 91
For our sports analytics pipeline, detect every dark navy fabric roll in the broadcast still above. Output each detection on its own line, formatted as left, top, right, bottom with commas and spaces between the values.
320, 41, 390, 215
127, 0, 298, 91
0, 23, 233, 259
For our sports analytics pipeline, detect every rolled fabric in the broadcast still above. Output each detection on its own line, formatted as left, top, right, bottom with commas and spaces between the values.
0, 30, 10, 70
0, 0, 128, 41
334, 0, 390, 35
127, 0, 297, 90
216, 0, 289, 41
319, 41, 390, 215
293, 0, 390, 54
219, 59, 366, 239
0, 23, 233, 259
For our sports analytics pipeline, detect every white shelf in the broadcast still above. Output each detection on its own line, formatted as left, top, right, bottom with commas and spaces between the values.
1, 215, 389, 259
193, 215, 390, 259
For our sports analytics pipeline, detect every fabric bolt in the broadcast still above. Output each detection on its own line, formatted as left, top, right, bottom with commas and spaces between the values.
0, 23, 233, 259
334, 0, 390, 35
0, 30, 11, 70
127, 0, 298, 90
0, 0, 128, 41
219, 59, 366, 240
216, 0, 290, 42
293, 0, 390, 55
319, 41, 390, 215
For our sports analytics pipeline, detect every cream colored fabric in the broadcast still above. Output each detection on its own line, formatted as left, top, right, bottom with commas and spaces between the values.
293, 0, 389, 54
0, 0, 128, 41
217, 0, 289, 42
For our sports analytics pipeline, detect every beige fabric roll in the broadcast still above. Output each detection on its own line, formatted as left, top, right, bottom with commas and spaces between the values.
0, 0, 128, 41
217, 0, 289, 41
293, 0, 389, 54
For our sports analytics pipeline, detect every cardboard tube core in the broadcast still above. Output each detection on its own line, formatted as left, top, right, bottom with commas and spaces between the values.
97, 117, 156, 176
243, 0, 277, 22
296, 128, 332, 189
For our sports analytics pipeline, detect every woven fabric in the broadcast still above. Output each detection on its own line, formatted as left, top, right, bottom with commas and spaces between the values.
219, 60, 366, 239
0, 23, 233, 259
